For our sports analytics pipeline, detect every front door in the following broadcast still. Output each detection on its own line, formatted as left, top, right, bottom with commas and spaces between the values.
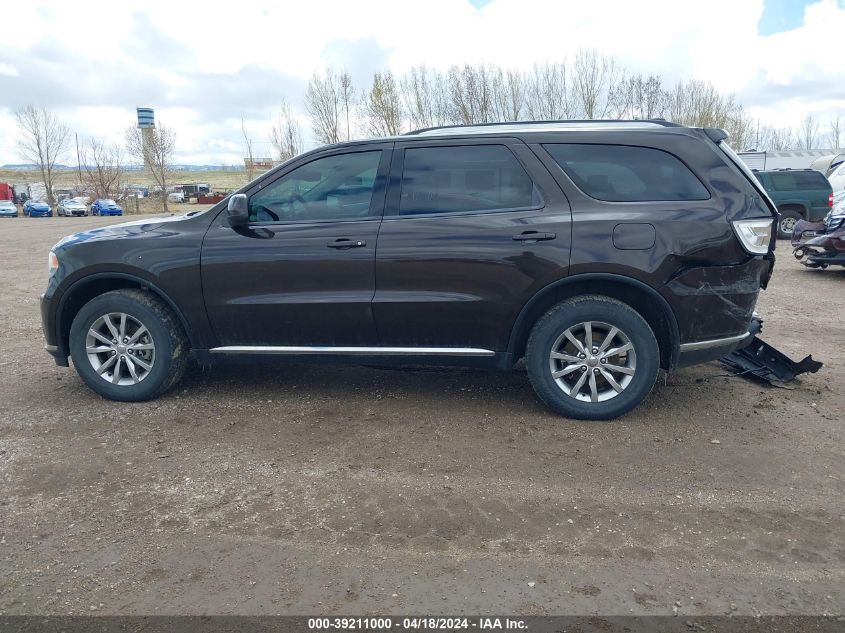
201, 145, 391, 347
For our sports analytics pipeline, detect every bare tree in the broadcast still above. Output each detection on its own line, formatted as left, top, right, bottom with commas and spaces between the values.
448, 64, 496, 124
799, 114, 819, 150
15, 105, 70, 204
339, 71, 355, 141
270, 99, 303, 162
767, 126, 797, 151
305, 69, 342, 145
827, 115, 842, 149
401, 65, 452, 130
125, 123, 176, 213
491, 68, 525, 121
361, 71, 403, 137
80, 138, 124, 200
613, 74, 667, 120
525, 62, 571, 120
572, 49, 622, 118
241, 117, 255, 181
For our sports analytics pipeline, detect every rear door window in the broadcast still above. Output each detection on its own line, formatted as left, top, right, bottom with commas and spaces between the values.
398, 145, 542, 216
543, 143, 709, 202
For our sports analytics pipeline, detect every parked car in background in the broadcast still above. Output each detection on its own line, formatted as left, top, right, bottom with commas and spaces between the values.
41, 120, 777, 420
73, 196, 90, 206
90, 199, 124, 216
57, 198, 88, 217
0, 182, 12, 201
23, 200, 52, 217
753, 169, 833, 238
0, 200, 18, 218
167, 191, 185, 203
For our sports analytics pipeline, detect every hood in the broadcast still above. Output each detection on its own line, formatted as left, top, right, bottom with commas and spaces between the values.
52, 211, 207, 250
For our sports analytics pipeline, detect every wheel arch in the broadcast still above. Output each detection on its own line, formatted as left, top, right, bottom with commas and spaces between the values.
776, 202, 808, 216
507, 273, 680, 370
56, 273, 196, 358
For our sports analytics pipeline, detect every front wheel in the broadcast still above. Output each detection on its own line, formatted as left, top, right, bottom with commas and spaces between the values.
69, 289, 189, 401
526, 296, 659, 420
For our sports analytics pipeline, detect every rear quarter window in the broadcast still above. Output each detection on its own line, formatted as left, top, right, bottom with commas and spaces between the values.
543, 143, 710, 202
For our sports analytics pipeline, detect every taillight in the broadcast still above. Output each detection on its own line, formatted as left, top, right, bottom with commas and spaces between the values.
732, 219, 773, 255
830, 192, 834, 207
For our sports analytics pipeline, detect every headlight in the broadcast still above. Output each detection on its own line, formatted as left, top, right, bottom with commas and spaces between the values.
48, 250, 59, 277
732, 219, 773, 255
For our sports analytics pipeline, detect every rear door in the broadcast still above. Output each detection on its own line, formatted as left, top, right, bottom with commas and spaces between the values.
373, 138, 571, 352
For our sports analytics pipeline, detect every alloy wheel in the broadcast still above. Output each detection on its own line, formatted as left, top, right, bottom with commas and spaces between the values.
85, 312, 156, 385
548, 320, 637, 403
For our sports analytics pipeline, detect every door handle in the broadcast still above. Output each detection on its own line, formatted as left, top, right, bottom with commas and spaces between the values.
327, 238, 367, 249
513, 231, 556, 242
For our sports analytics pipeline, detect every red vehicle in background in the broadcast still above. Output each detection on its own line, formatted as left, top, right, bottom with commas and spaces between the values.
0, 183, 12, 201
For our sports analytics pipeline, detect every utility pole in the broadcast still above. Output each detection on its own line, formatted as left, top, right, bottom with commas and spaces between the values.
75, 133, 82, 185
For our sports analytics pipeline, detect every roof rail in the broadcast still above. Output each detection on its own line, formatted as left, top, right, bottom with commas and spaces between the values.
403, 118, 684, 136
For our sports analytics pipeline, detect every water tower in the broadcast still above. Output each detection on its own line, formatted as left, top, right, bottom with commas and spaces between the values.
136, 107, 155, 166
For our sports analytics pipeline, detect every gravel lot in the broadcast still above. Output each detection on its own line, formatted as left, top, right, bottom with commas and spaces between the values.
1, 214, 843, 616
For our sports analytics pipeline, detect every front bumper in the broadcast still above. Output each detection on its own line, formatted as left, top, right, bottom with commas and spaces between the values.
41, 292, 69, 366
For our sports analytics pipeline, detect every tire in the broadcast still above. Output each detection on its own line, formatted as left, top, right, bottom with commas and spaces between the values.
526, 295, 659, 421
69, 289, 189, 401
777, 209, 803, 239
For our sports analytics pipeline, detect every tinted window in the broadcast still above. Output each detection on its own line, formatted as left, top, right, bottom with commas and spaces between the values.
249, 151, 381, 223
544, 144, 709, 202
399, 145, 540, 216
768, 171, 829, 190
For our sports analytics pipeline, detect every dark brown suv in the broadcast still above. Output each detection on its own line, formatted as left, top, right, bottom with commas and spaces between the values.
41, 120, 777, 419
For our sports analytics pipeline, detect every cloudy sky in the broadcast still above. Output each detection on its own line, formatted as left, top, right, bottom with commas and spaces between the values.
0, 0, 843, 165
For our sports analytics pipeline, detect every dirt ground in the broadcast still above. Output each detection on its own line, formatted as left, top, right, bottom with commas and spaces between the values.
0, 214, 843, 617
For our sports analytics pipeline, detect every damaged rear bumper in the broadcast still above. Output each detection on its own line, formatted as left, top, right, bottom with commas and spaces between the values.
677, 331, 752, 368
662, 256, 773, 364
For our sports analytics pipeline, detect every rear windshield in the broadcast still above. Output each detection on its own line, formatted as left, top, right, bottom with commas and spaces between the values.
766, 171, 829, 191
543, 143, 709, 202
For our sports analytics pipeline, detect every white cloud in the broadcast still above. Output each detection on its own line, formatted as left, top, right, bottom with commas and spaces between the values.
0, 0, 844, 164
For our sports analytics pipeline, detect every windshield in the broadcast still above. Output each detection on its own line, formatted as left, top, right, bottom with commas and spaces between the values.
102, 199, 116, 205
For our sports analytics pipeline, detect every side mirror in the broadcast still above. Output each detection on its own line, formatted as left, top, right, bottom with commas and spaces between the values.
227, 193, 249, 227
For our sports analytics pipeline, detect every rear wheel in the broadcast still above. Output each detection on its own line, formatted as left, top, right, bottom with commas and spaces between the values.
777, 209, 803, 239
526, 296, 659, 420
69, 289, 188, 401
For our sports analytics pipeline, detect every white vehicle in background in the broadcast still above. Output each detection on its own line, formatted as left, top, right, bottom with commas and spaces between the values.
167, 191, 185, 203
827, 163, 845, 193
56, 198, 88, 217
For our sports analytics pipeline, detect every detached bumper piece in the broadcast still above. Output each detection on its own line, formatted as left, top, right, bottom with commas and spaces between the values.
720, 337, 823, 387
